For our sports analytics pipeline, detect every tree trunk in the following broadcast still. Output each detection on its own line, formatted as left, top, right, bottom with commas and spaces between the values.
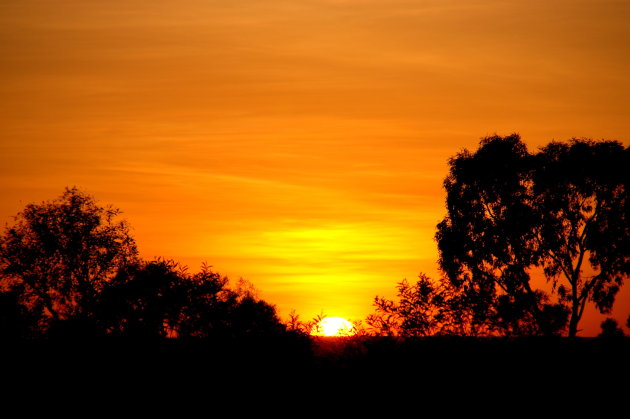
568, 299, 580, 338
568, 315, 578, 338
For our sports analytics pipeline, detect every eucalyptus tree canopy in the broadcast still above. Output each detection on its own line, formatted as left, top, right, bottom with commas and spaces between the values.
436, 135, 628, 337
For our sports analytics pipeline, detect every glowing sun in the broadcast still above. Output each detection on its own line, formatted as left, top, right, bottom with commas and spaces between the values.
312, 317, 356, 337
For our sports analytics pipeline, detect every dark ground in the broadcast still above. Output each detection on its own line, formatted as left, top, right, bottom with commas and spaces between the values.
4, 335, 628, 378
2, 336, 628, 412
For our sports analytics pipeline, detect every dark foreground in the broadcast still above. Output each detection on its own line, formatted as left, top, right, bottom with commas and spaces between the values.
4, 335, 628, 376
2, 336, 628, 411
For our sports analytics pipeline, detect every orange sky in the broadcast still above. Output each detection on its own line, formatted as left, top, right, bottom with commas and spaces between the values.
1, 0, 628, 336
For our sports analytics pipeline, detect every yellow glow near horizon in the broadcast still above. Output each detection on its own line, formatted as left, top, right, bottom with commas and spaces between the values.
312, 317, 357, 337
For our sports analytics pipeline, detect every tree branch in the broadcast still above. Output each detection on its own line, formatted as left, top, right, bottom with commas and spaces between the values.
535, 233, 574, 284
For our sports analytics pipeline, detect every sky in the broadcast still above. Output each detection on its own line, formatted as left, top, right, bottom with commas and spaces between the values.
1, 0, 629, 336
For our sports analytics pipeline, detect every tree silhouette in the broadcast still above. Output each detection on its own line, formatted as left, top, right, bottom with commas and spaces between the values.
0, 288, 36, 338
96, 259, 188, 338
367, 272, 540, 337
367, 274, 460, 337
436, 135, 628, 337
0, 188, 293, 341
533, 139, 629, 336
0, 187, 138, 333
98, 259, 286, 339
598, 318, 625, 339
285, 310, 329, 336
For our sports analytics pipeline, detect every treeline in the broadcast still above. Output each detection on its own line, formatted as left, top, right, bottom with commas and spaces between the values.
0, 135, 628, 341
0, 187, 301, 340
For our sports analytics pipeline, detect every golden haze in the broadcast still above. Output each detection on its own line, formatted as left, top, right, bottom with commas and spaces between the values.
1, 0, 629, 335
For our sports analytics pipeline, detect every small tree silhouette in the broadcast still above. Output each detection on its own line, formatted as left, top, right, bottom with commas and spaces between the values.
598, 318, 625, 339
367, 273, 494, 337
